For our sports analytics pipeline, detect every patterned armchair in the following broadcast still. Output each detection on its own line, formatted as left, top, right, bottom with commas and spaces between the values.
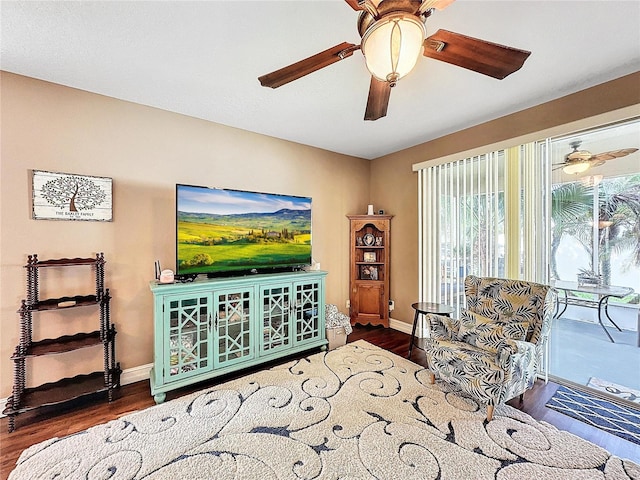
424, 275, 556, 421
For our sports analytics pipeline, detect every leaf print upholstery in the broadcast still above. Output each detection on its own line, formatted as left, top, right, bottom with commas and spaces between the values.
424, 276, 557, 420
457, 311, 530, 354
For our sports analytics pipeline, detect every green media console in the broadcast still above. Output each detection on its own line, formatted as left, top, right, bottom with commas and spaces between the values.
149, 270, 327, 403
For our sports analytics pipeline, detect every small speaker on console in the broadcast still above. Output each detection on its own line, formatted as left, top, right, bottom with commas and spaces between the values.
159, 270, 174, 283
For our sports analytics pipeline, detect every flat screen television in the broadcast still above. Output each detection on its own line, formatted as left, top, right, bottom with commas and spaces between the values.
176, 184, 312, 277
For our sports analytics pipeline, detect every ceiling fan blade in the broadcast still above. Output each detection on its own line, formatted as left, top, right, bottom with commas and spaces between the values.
591, 148, 638, 162
418, 0, 456, 14
364, 77, 391, 121
423, 29, 531, 79
344, 0, 365, 10
259, 42, 359, 89
431, 0, 456, 10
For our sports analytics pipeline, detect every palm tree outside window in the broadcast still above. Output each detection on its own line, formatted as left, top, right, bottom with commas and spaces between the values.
550, 118, 640, 305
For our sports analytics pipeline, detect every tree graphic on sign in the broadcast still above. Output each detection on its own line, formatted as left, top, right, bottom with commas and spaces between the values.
41, 175, 106, 212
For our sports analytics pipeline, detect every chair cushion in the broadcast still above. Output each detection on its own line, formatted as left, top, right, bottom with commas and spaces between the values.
464, 276, 549, 343
457, 311, 530, 354
424, 338, 505, 403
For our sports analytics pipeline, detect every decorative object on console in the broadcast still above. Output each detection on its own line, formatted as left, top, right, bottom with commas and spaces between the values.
3, 253, 120, 432
174, 273, 198, 283
367, 204, 374, 215
32, 170, 113, 221
347, 214, 393, 327
159, 270, 174, 283
176, 185, 312, 277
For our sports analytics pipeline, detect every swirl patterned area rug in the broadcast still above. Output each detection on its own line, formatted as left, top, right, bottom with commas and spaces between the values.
9, 341, 640, 479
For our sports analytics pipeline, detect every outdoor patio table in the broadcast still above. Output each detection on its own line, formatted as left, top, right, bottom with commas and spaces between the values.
551, 280, 635, 344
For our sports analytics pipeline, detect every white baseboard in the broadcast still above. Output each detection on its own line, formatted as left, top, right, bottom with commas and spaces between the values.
0, 363, 153, 418
389, 316, 413, 335
121, 363, 153, 386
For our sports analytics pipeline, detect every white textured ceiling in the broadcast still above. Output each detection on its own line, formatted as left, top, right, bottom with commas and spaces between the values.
2, 1, 639, 159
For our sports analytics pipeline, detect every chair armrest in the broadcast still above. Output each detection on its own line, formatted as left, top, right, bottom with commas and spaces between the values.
496, 338, 539, 400
496, 339, 535, 370
425, 313, 458, 340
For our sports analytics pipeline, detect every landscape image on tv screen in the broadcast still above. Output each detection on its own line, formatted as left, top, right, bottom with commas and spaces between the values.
176, 185, 312, 276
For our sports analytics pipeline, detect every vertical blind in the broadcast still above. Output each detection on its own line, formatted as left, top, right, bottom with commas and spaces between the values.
518, 140, 551, 282
417, 142, 549, 315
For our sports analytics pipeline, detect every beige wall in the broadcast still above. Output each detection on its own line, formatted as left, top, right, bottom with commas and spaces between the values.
2, 70, 639, 400
371, 72, 640, 325
0, 72, 370, 397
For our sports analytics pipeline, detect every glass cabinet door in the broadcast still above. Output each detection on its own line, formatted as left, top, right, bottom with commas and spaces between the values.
294, 280, 321, 345
214, 288, 254, 368
260, 285, 291, 354
164, 293, 213, 382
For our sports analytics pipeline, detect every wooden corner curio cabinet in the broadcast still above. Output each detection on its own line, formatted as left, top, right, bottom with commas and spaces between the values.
347, 214, 392, 327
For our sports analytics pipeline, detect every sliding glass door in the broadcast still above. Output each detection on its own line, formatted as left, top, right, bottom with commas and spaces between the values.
417, 116, 639, 403
548, 118, 640, 398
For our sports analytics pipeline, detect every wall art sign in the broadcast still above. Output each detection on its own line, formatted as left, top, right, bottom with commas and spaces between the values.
32, 170, 113, 221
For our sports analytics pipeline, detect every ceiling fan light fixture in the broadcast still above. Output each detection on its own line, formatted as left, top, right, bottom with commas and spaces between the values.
567, 150, 592, 162
562, 161, 591, 175
361, 14, 426, 86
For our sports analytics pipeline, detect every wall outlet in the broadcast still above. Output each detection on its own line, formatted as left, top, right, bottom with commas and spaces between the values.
346, 300, 350, 309
388, 300, 394, 311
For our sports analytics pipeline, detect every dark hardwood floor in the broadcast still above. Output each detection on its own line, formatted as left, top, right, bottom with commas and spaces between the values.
1, 325, 638, 479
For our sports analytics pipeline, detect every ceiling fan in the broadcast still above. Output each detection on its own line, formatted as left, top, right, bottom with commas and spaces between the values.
554, 141, 639, 175
258, 0, 531, 121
